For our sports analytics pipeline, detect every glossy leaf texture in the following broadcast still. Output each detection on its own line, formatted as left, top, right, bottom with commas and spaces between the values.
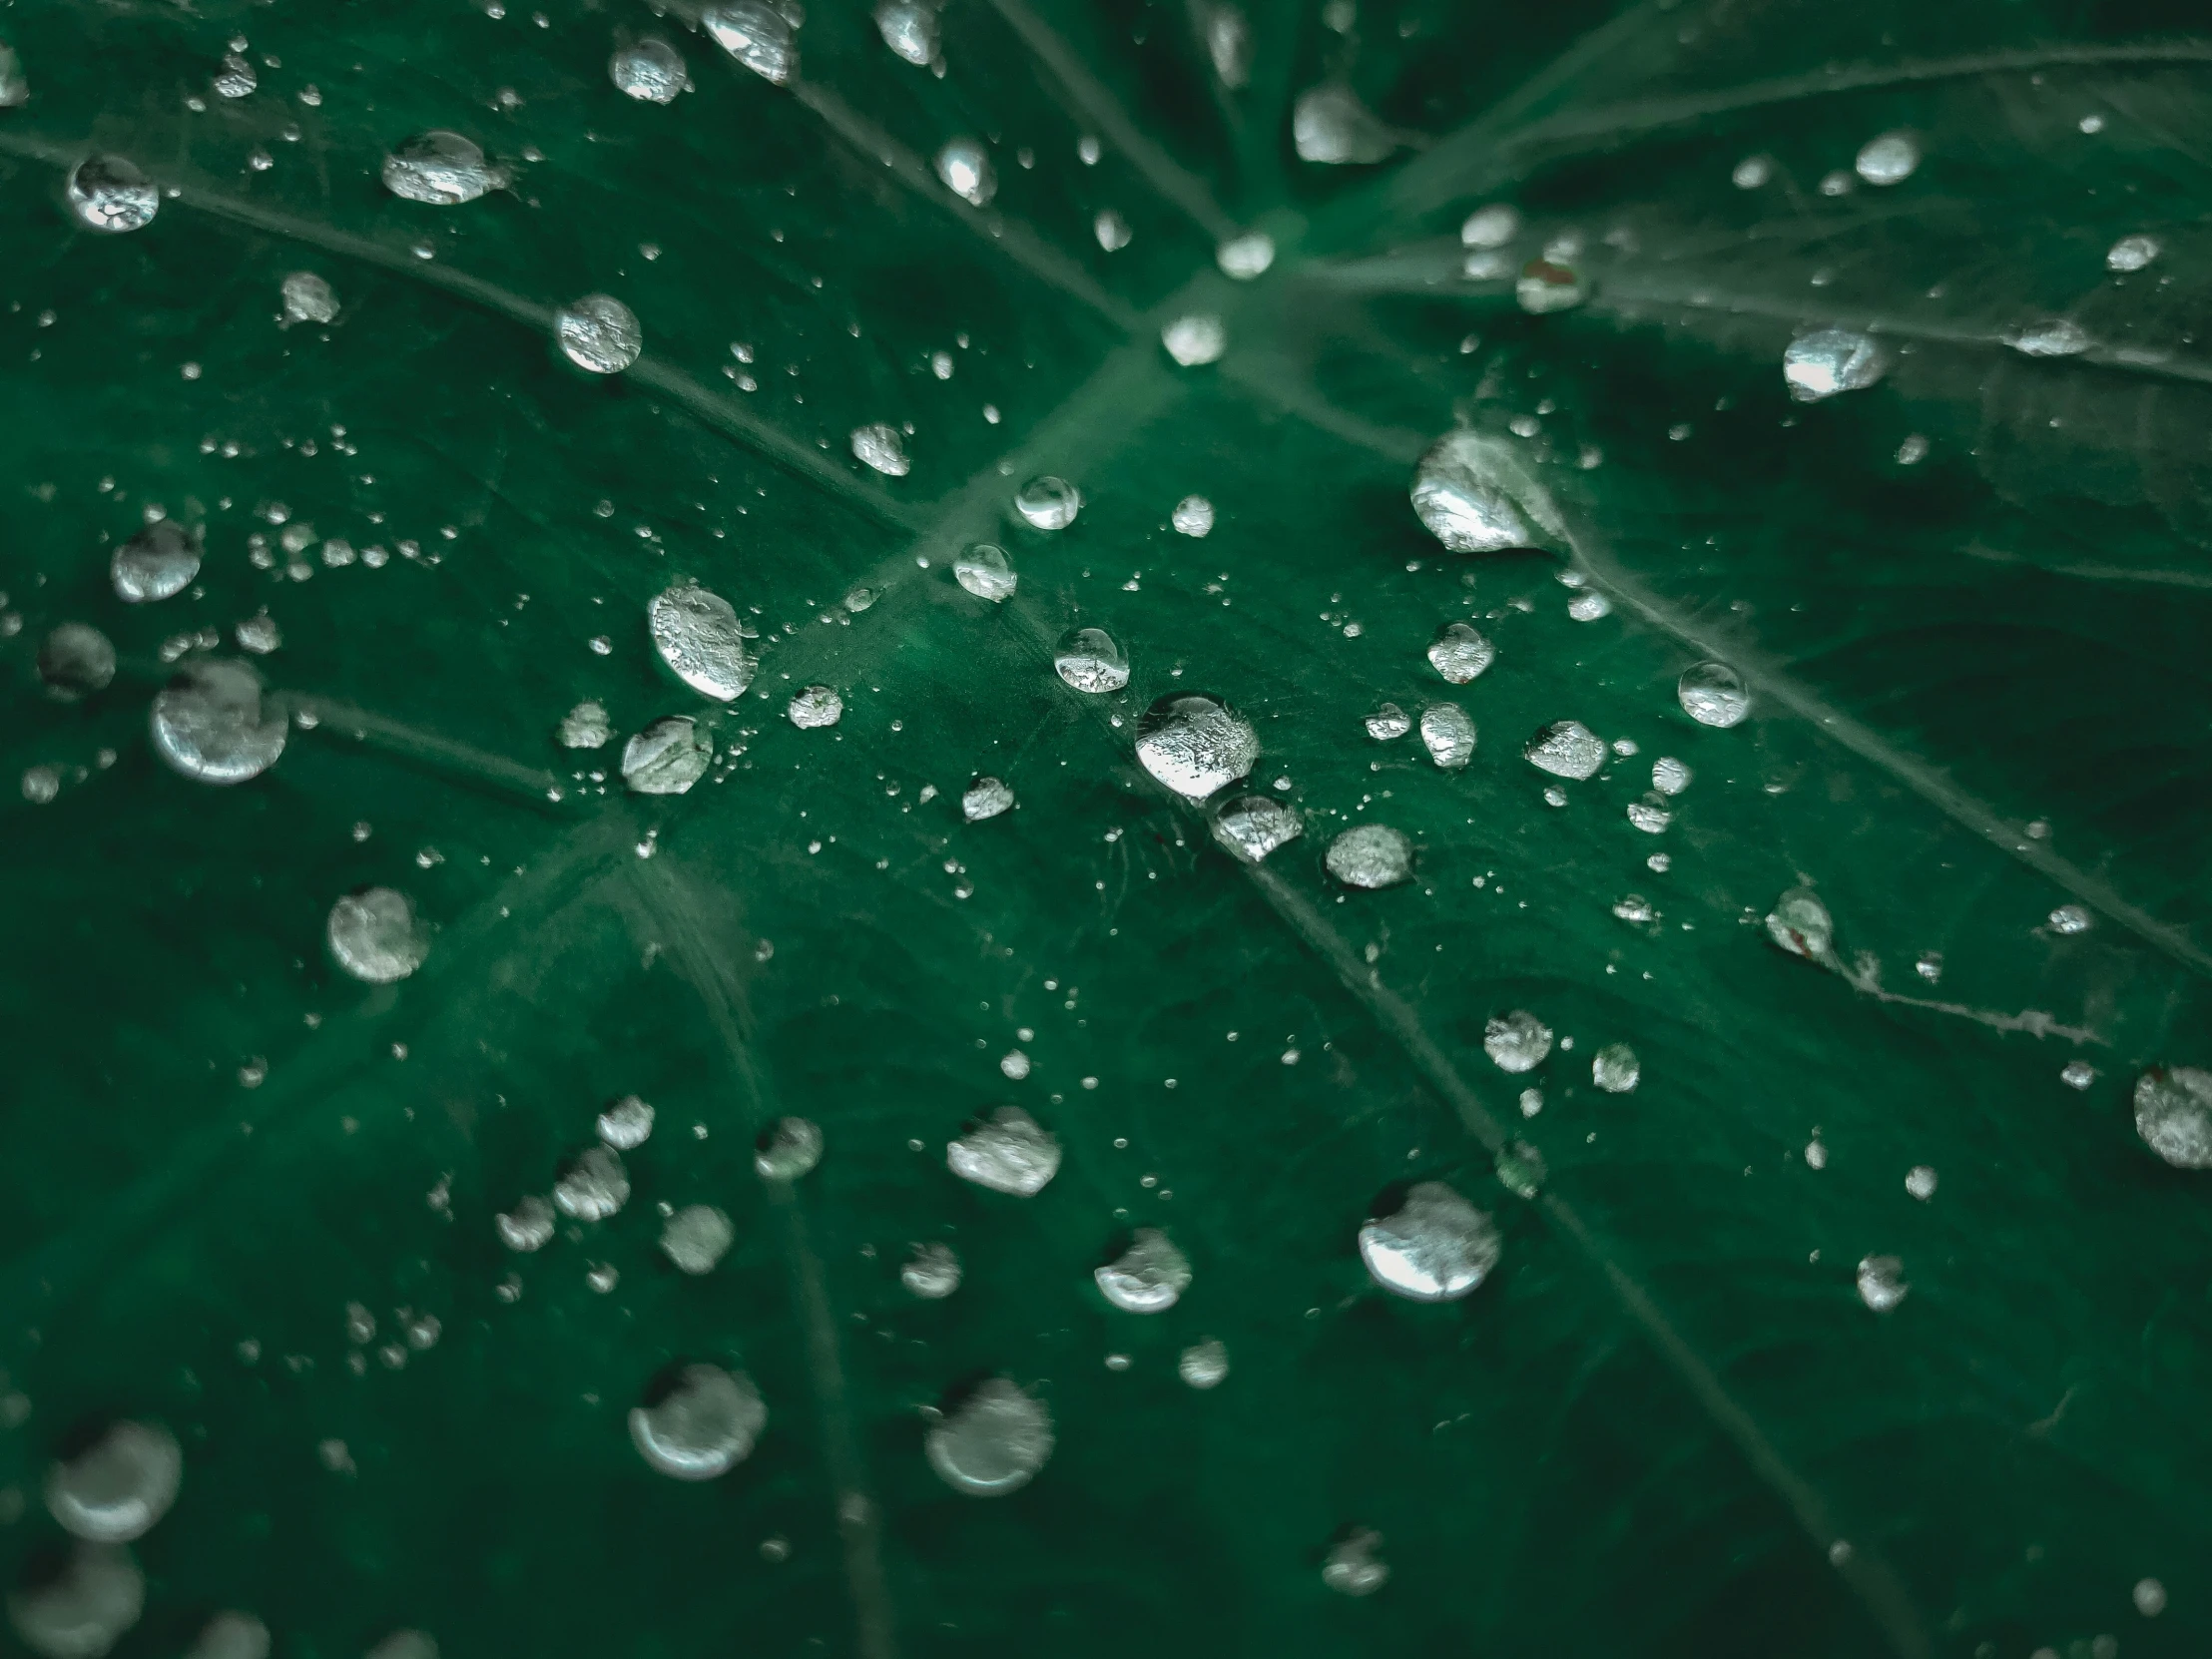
1, 0, 2206, 1656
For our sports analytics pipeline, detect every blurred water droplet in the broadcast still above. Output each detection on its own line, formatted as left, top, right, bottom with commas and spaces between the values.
1203, 4, 1251, 86
649, 583, 753, 701
1516, 258, 1587, 313
850, 422, 910, 476
1591, 1042, 1639, 1093
1014, 475, 1081, 530
925, 1379, 1053, 1495
1171, 495, 1215, 536
554, 293, 641, 374
1135, 694, 1257, 798
554, 1147, 630, 1221
233, 612, 280, 656
1460, 204, 1517, 247
902, 1241, 961, 1298
1567, 590, 1612, 622
214, 52, 257, 99
381, 132, 500, 205
1211, 794, 1302, 862
935, 137, 995, 206
962, 776, 1015, 822
1523, 720, 1604, 780
8, 1543, 143, 1659
947, 1107, 1060, 1195
1095, 1230, 1191, 1313
2133, 1577, 2167, 1617
1732, 155, 1772, 188
1426, 621, 1495, 683
1162, 313, 1227, 366
2005, 317, 2091, 358
1418, 703, 1475, 769
1783, 328, 1885, 400
1854, 130, 1919, 185
1054, 627, 1129, 693
1365, 703, 1410, 741
756, 1116, 824, 1181
1856, 1255, 1908, 1311
704, 1, 798, 83
787, 685, 842, 729
1677, 661, 1750, 727
39, 625, 114, 701
630, 1365, 767, 1479
558, 702, 611, 750
2106, 234, 2159, 273
1093, 208, 1132, 252
874, 0, 936, 63
1484, 1010, 1552, 1073
610, 35, 688, 101
2047, 902, 2091, 935
2134, 1067, 2212, 1168
327, 888, 427, 983
1651, 756, 1691, 796
1766, 887, 1835, 961
112, 521, 200, 603
598, 1096, 654, 1150
46, 1424, 180, 1543
1896, 433, 1929, 464
661, 1205, 735, 1273
1322, 1529, 1388, 1595
1293, 84, 1395, 165
622, 717, 711, 795
187, 1612, 270, 1659
151, 660, 285, 785
1493, 1139, 1546, 1199
1804, 1138, 1828, 1170
278, 271, 338, 325
1217, 233, 1274, 279
1905, 1165, 1937, 1201
1409, 430, 1554, 552
2060, 1059, 2097, 1091
1326, 825, 1411, 888
1360, 1181, 1499, 1301
1178, 1338, 1230, 1388
67, 156, 157, 233
495, 1195, 555, 1252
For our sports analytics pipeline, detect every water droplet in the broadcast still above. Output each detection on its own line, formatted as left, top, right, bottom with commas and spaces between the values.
947, 1106, 1060, 1195
850, 422, 910, 477
2048, 902, 2091, 935
326, 888, 427, 984
1460, 204, 1517, 248
934, 137, 995, 207
703, 1, 798, 84
365, 1633, 436, 1659
1359, 1181, 1500, 1301
610, 35, 687, 101
946, 544, 1016, 604
495, 1195, 555, 1252
1591, 1042, 1639, 1093
1094, 1229, 1191, 1313
381, 132, 500, 205
1567, 590, 1612, 622
214, 52, 257, 99
787, 685, 842, 729
1677, 661, 1750, 728
660, 1205, 735, 1273
649, 582, 753, 700
962, 776, 1015, 822
67, 156, 158, 233
1896, 433, 1929, 464
1484, 1010, 1552, 1073
1203, 4, 1251, 85
2133, 1577, 2167, 1617
1651, 756, 1691, 795
1054, 627, 1129, 694
1217, 234, 1274, 279
554, 293, 642, 374
925, 1378, 1053, 1495
1293, 84, 1396, 165
45, 1423, 181, 1543
630, 1365, 767, 1479
38, 625, 114, 701
1135, 693, 1258, 799
622, 717, 710, 795
2134, 1067, 2212, 1167
1211, 794, 1303, 862
874, 0, 936, 64
1426, 621, 1495, 683
1364, 703, 1410, 742
2005, 317, 2091, 358
554, 1146, 631, 1220
1523, 720, 1604, 781
2060, 1059, 2097, 1091
1493, 1139, 1546, 1198
1625, 795, 1672, 833
112, 521, 201, 603
1326, 824, 1411, 889
891, 1241, 960, 1302
1092, 208, 1133, 252
1903, 1164, 1937, 1201
1014, 475, 1081, 530
1856, 1254, 1908, 1312
232, 612, 279, 656
1409, 430, 1556, 552
187, 1612, 270, 1659
1170, 495, 1214, 537
1417, 703, 1475, 769
593, 1097, 653, 1152
756, 1116, 824, 1181
2107, 234, 2160, 273
1178, 1338, 1229, 1388
1804, 1137, 1828, 1170
558, 701, 611, 750
1766, 886, 1835, 961
1516, 258, 1587, 313
279, 271, 338, 325
1322, 1529, 1388, 1596
8, 1544, 144, 1659
151, 660, 286, 785
1783, 328, 1885, 400
1162, 313, 1227, 366
1731, 155, 1772, 189
1854, 130, 1920, 185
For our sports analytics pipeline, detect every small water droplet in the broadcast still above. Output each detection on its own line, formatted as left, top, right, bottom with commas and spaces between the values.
2106, 233, 2160, 273
1171, 495, 1215, 536
787, 685, 842, 729
1591, 1042, 1639, 1093
46, 1423, 181, 1543
67, 156, 158, 233
327, 888, 427, 983
1322, 1529, 1389, 1596
1409, 430, 1554, 552
278, 271, 338, 325
1853, 129, 1919, 186
1426, 621, 1495, 683
954, 543, 1016, 600
901, 1241, 961, 1299
1677, 661, 1750, 728
2133, 1577, 2167, 1617
622, 716, 711, 795
151, 659, 286, 785
2134, 1067, 2212, 1167
1417, 703, 1475, 769
1804, 1138, 1828, 1170
553, 1146, 630, 1221
649, 583, 753, 701
1484, 1010, 1552, 1073
1732, 155, 1772, 188
1766, 886, 1835, 961
8, 1544, 144, 1659
1783, 328, 1885, 400
495, 1195, 555, 1252
554, 293, 641, 374
38, 624, 115, 700
1135, 693, 1258, 798
234, 612, 280, 655
660, 1205, 735, 1273
1216, 233, 1274, 278
934, 137, 995, 206
597, 1095, 654, 1149
1626, 795, 1672, 833
1293, 83, 1396, 165
1359, 1181, 1500, 1301
1326, 824, 1411, 888
112, 521, 201, 603
1523, 719, 1604, 780
874, 0, 936, 63
925, 1378, 1053, 1495
947, 1107, 1060, 1195
2005, 317, 2091, 358
1896, 433, 1930, 464
1651, 756, 1691, 795
1093, 208, 1132, 252
1210, 794, 1302, 862
1054, 627, 1129, 694
1459, 204, 1517, 247
1365, 703, 1410, 741
2048, 902, 2091, 935
756, 1116, 825, 1181
1856, 1254, 1908, 1312
382, 132, 501, 205
1203, 4, 1251, 85
630, 1365, 767, 1479
2060, 1059, 2097, 1091
1516, 258, 1587, 313
558, 701, 611, 750
962, 776, 1015, 822
1177, 1337, 1230, 1389
703, 0, 798, 84
850, 422, 910, 476
1904, 1165, 1937, 1201
214, 52, 258, 99
1161, 313, 1227, 366
610, 35, 688, 101
1493, 1139, 1546, 1198
1567, 590, 1612, 622
1095, 1229, 1191, 1313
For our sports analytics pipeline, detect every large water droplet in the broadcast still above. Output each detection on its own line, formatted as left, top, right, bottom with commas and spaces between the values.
1216, 233, 1274, 279
1591, 1042, 1639, 1093
935, 137, 995, 207
2107, 234, 2159, 273
1426, 621, 1495, 683
8, 1544, 144, 1659
962, 776, 1015, 822
874, 0, 936, 63
598, 1095, 655, 1149
954, 543, 1016, 600
381, 132, 500, 205
611, 36, 688, 102
630, 1366, 767, 1479
327, 888, 428, 983
902, 1242, 961, 1299
926, 1378, 1054, 1495
45, 1424, 181, 1543
496, 1196, 555, 1252
1359, 1181, 1500, 1301
756, 1116, 825, 1181
1135, 693, 1258, 799
151, 660, 286, 785
187, 1612, 270, 1659
1766, 886, 1835, 962
1014, 475, 1081, 530
2134, 1067, 2212, 1168
660, 1205, 735, 1273
1783, 328, 1885, 401
67, 157, 158, 233
1322, 1530, 1388, 1596
1293, 84, 1395, 165
622, 716, 711, 794
553, 1146, 631, 1221
278, 271, 338, 326
947, 1106, 1060, 1195
1179, 1337, 1230, 1388
112, 522, 200, 603
1409, 430, 1555, 552
1854, 130, 1919, 186
2004, 317, 2091, 358
1162, 314, 1227, 366
649, 582, 753, 700
1418, 703, 1475, 769
1515, 258, 1587, 313
554, 293, 642, 374
1484, 1009, 1552, 1073
1094, 1230, 1191, 1313
1677, 661, 1750, 727
1054, 627, 1129, 694
1171, 495, 1215, 536
1856, 1255, 1908, 1312
850, 422, 910, 477
1523, 720, 1604, 780
1210, 794, 1302, 862
787, 685, 842, 729
1460, 204, 1518, 247
39, 625, 114, 701
703, 1, 798, 84
1326, 825, 1411, 888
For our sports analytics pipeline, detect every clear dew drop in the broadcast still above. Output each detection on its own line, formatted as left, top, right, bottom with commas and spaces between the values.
553, 1146, 631, 1221
187, 1612, 271, 1659
214, 52, 257, 99
874, 0, 937, 64
1292, 84, 1397, 165
2134, 1067, 2212, 1168
67, 156, 158, 234
1014, 474, 1081, 530
381, 132, 501, 205
934, 137, 995, 207
1093, 209, 1132, 252
151, 659, 286, 786
1054, 627, 1129, 694
1418, 703, 1475, 770
1171, 495, 1215, 536
1677, 660, 1750, 728
1905, 1165, 1937, 1201
39, 625, 114, 701
2060, 1058, 2097, 1091
2107, 234, 2160, 273
554, 293, 642, 374
902, 1242, 961, 1299
2048, 902, 2091, 935
1094, 1229, 1192, 1314
947, 1106, 1060, 1196
1515, 258, 1588, 313
1326, 824, 1412, 889
925, 1378, 1054, 1496
703, 1, 798, 84
1161, 313, 1227, 366
1322, 1530, 1388, 1596
610, 36, 688, 102
1178, 1338, 1230, 1388
8, 1543, 144, 1659
1210, 794, 1302, 863
1426, 621, 1495, 683
598, 1095, 655, 1149
648, 582, 753, 701
279, 271, 338, 325
1409, 429, 1554, 552
1854, 130, 1920, 185
621, 716, 710, 795
787, 684, 843, 729
112, 521, 201, 603
1359, 1181, 1500, 1302
494, 1195, 555, 1253
1460, 204, 1518, 248
755, 1116, 825, 1181
630, 1365, 767, 1480
850, 422, 910, 477
2005, 317, 2092, 358
1651, 756, 1691, 796
1523, 719, 1605, 781
558, 701, 611, 750
326, 888, 428, 984
1484, 1010, 1553, 1073
660, 1205, 735, 1274
46, 1423, 182, 1544
1591, 1042, 1639, 1093
1135, 693, 1258, 799
1365, 703, 1410, 741
962, 776, 1015, 822
1216, 233, 1274, 279
1856, 1255, 1909, 1312
1783, 328, 1885, 401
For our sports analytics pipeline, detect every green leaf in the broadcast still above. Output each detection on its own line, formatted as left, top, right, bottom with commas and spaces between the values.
2, 1, 2204, 1656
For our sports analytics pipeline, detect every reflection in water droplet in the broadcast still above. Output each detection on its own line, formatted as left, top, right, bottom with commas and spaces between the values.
756, 1117, 825, 1181
610, 36, 688, 101
1326, 825, 1411, 889
279, 271, 338, 325
1460, 204, 1517, 247
1418, 703, 1475, 769
925, 1379, 1054, 1495
2134, 1068, 2212, 1168
1767, 887, 1835, 961
1293, 84, 1396, 165
8, 1543, 144, 1659
187, 1612, 270, 1659
703, 1, 798, 84
2107, 234, 2160, 273
1783, 328, 1885, 401
1054, 627, 1129, 694
1426, 621, 1495, 683
559, 702, 611, 750
1093, 209, 1132, 252
1410, 430, 1547, 552
850, 423, 910, 477
67, 156, 158, 233
948, 1107, 1060, 1195
1014, 475, 1081, 530
554, 294, 642, 374
1171, 495, 1215, 536
553, 1146, 631, 1221
1484, 1010, 1552, 1073
327, 888, 428, 983
1161, 314, 1227, 366
630, 1366, 767, 1479
1217, 233, 1274, 279
788, 685, 842, 729
1211, 794, 1302, 863
1516, 258, 1587, 313
661, 1205, 735, 1273
1856, 1255, 1908, 1312
962, 777, 1015, 822
151, 660, 286, 785
1322, 1529, 1388, 1596
1523, 720, 1604, 780
39, 625, 114, 701
935, 137, 995, 206
1591, 1042, 1639, 1093
902, 1242, 961, 1299
622, 717, 711, 795
382, 132, 500, 205
495, 1195, 555, 1252
2005, 317, 2091, 358
46, 1423, 182, 1543
954, 543, 1016, 600
875, 0, 936, 63
1135, 694, 1258, 799
112, 522, 201, 603
1095, 1230, 1191, 1313
1677, 661, 1750, 727
598, 1095, 654, 1149
1365, 703, 1410, 741
1854, 130, 1920, 185
1360, 1182, 1499, 1301
649, 583, 753, 701
1651, 756, 1691, 796
2048, 902, 2091, 935
1179, 1338, 1230, 1388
